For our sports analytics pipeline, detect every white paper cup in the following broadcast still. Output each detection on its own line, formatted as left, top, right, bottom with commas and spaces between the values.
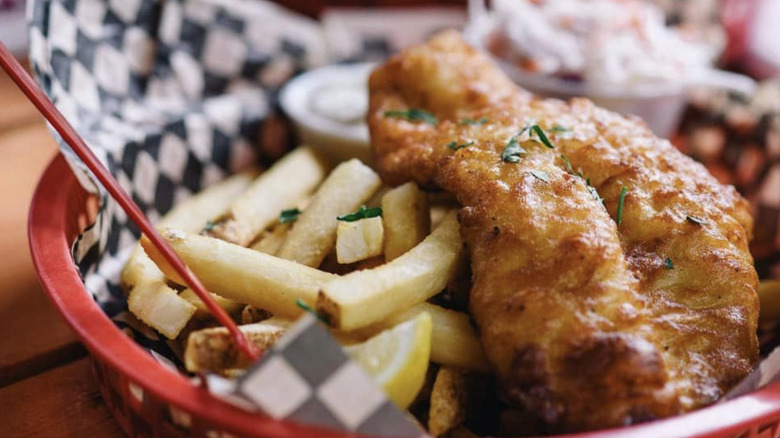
280, 62, 375, 164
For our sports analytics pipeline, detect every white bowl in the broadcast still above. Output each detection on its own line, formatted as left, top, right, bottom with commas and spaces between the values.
280, 62, 376, 163
494, 59, 689, 138
463, 0, 756, 139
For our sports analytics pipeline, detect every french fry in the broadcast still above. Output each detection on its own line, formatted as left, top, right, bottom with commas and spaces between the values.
365, 185, 391, 208
141, 229, 337, 318
208, 147, 329, 246
121, 169, 258, 290
121, 170, 257, 338
336, 216, 384, 264
445, 252, 472, 310
250, 195, 311, 255
241, 305, 272, 324
357, 302, 490, 372
223, 369, 248, 379
128, 281, 197, 339
184, 318, 291, 374
318, 211, 462, 330
250, 222, 291, 255
430, 205, 450, 230
759, 280, 780, 324
429, 367, 469, 436
355, 255, 386, 271
277, 159, 381, 267
318, 250, 361, 276
179, 288, 243, 316
382, 182, 430, 261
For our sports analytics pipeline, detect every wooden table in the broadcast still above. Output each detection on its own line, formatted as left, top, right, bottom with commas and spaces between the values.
0, 61, 124, 437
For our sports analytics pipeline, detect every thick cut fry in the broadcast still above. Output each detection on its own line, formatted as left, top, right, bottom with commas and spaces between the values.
277, 159, 381, 267
445, 252, 472, 311
128, 281, 197, 339
121, 169, 258, 290
355, 255, 386, 271
759, 280, 780, 324
122, 170, 257, 338
336, 217, 384, 264
184, 318, 290, 373
318, 211, 462, 330
382, 182, 431, 261
365, 185, 391, 208
429, 367, 469, 436
179, 288, 243, 316
223, 369, 248, 379
241, 305, 273, 324
357, 302, 489, 372
250, 223, 291, 255
142, 229, 337, 317
208, 147, 329, 246
430, 205, 451, 230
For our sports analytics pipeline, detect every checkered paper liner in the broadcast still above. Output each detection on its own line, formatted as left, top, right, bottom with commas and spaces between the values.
28, 0, 325, 362
206, 314, 423, 436
24, 0, 470, 434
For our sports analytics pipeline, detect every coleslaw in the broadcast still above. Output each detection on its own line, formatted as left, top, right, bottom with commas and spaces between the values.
468, 0, 724, 89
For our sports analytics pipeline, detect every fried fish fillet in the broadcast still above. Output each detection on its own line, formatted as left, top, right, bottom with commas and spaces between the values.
368, 31, 759, 433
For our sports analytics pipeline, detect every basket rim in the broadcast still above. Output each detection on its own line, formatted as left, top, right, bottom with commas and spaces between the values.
28, 154, 780, 438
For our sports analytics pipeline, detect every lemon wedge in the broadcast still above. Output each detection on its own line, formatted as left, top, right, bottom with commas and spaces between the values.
345, 312, 433, 409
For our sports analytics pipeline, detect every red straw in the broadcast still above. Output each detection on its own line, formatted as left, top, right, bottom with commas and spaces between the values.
0, 42, 261, 363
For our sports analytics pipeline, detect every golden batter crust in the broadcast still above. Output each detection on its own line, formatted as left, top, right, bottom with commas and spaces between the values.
368, 31, 758, 433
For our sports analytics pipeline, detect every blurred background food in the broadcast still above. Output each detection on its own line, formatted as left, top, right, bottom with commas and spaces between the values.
467, 0, 723, 87
463, 0, 755, 136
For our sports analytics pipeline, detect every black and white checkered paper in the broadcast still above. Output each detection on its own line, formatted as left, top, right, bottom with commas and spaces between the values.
27, 0, 435, 434
206, 314, 422, 436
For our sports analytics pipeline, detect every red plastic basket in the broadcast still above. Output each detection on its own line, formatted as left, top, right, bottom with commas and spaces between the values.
28, 154, 780, 438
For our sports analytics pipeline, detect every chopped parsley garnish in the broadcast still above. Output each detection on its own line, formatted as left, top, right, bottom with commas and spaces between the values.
337, 205, 383, 222
204, 220, 218, 232
296, 298, 330, 325
383, 108, 438, 125
686, 215, 708, 226
530, 125, 555, 149
616, 186, 628, 225
460, 117, 488, 125
664, 257, 675, 270
550, 125, 569, 132
279, 208, 301, 224
560, 155, 603, 202
502, 125, 555, 162
502, 133, 527, 163
530, 170, 549, 183
560, 154, 574, 174
447, 140, 474, 151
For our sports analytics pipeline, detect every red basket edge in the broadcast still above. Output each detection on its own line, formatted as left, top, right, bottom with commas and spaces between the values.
26, 154, 780, 438
27, 155, 359, 438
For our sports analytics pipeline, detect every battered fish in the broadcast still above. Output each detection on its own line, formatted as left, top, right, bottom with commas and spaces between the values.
368, 31, 758, 433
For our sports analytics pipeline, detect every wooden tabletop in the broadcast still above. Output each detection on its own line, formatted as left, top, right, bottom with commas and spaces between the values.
0, 61, 124, 437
